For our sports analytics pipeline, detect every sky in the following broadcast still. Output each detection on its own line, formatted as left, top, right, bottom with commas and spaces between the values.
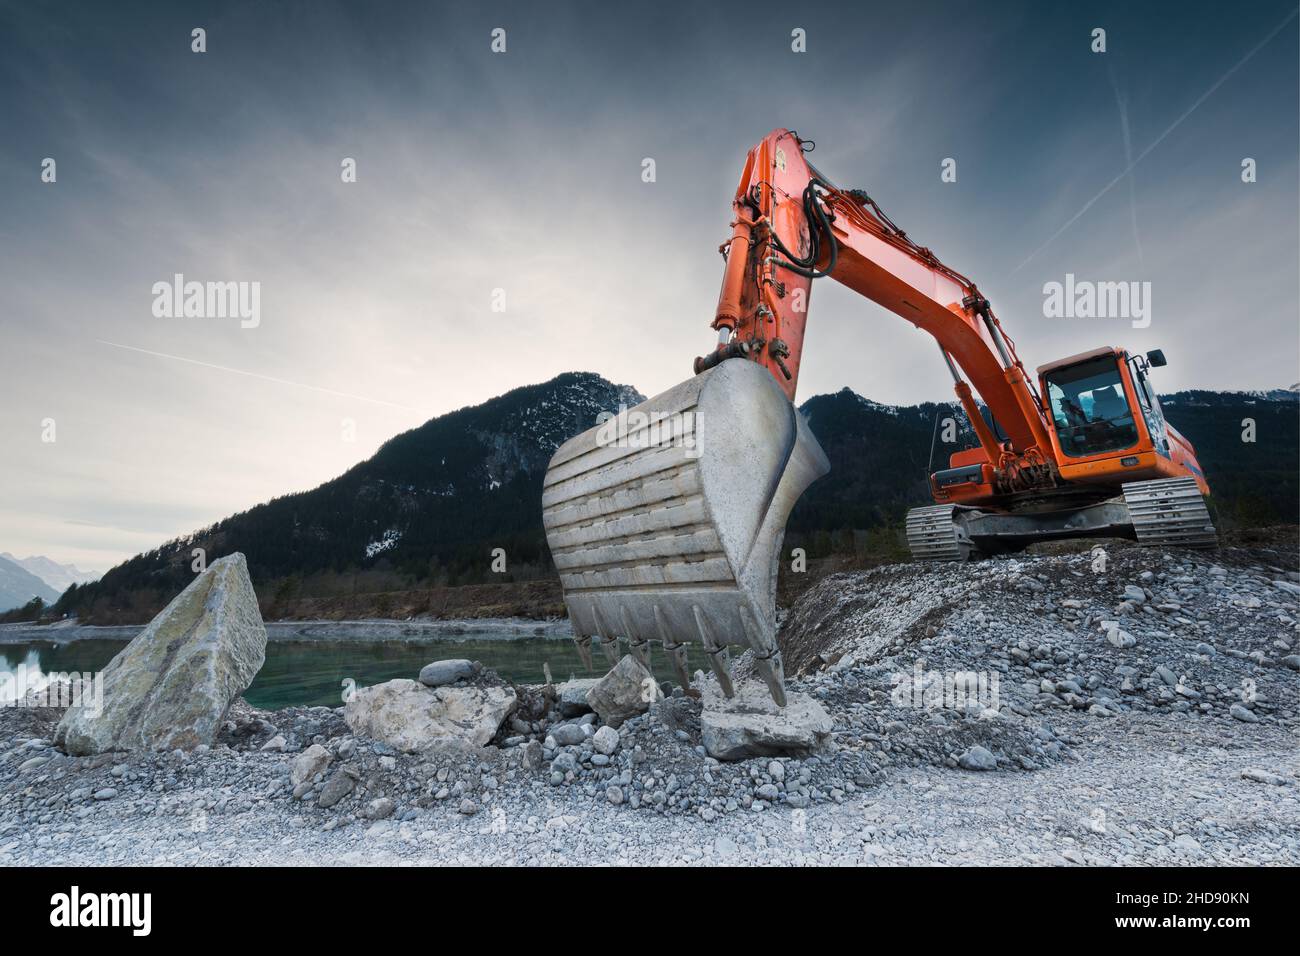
1, 0, 1297, 571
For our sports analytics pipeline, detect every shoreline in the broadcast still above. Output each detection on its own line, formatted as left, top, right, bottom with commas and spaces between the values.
0, 616, 576, 646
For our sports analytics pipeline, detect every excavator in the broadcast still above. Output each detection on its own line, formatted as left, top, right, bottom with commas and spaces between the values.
541, 128, 1215, 706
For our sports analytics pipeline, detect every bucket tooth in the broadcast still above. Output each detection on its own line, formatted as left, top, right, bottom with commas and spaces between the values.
654, 605, 691, 689
598, 636, 620, 666
591, 606, 621, 666
621, 606, 653, 671
739, 605, 787, 707
693, 605, 734, 698
573, 634, 594, 671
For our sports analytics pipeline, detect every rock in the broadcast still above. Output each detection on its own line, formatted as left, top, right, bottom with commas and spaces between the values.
586, 656, 658, 729
1281, 655, 1300, 671
1123, 585, 1147, 605
521, 740, 544, 771
365, 797, 396, 820
344, 679, 516, 751
55, 553, 267, 755
700, 680, 832, 760
551, 752, 578, 775
317, 769, 356, 808
17, 756, 49, 773
1241, 768, 1288, 786
93, 787, 118, 801
768, 760, 786, 782
1229, 703, 1259, 724
755, 783, 779, 801
606, 785, 624, 805
958, 745, 997, 771
592, 725, 620, 756
550, 723, 587, 746
260, 734, 287, 752
1106, 628, 1136, 648
417, 659, 477, 688
458, 799, 478, 816
556, 679, 599, 718
289, 744, 331, 786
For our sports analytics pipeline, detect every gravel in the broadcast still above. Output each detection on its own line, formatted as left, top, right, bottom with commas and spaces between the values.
2, 540, 1296, 865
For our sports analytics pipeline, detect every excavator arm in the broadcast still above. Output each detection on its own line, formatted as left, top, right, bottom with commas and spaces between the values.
700, 128, 1056, 492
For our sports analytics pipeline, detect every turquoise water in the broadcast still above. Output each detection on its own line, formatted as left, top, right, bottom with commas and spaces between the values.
0, 636, 681, 709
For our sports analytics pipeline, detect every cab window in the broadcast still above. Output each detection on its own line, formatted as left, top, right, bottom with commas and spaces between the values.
1045, 356, 1138, 457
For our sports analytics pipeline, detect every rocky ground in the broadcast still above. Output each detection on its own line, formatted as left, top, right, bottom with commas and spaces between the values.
2, 539, 1297, 866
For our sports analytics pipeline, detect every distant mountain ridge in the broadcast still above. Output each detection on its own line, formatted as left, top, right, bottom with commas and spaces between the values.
0, 553, 101, 594
0, 555, 61, 613
50, 372, 1299, 623
54, 372, 643, 620
1161, 387, 1300, 406
787, 383, 1298, 550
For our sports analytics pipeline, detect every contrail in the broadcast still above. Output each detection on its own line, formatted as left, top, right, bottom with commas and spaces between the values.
1108, 63, 1144, 267
1011, 7, 1298, 275
96, 340, 427, 412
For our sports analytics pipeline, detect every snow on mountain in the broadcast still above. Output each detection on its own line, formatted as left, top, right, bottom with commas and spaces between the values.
0, 553, 101, 595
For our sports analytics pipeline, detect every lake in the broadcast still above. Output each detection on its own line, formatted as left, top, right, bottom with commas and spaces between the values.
0, 635, 683, 710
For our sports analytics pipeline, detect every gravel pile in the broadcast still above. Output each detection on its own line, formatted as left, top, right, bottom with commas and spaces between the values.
2, 539, 1296, 865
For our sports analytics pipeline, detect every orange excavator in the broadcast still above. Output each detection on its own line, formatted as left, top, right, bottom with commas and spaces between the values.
543, 128, 1215, 705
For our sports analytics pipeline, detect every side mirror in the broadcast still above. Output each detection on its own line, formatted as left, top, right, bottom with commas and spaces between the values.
1146, 349, 1167, 368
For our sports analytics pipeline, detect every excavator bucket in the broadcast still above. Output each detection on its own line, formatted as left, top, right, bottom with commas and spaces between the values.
542, 359, 829, 706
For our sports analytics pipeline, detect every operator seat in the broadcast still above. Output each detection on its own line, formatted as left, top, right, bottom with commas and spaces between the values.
1090, 386, 1127, 422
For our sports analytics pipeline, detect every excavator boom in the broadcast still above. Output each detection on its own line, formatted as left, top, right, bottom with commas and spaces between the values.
703, 129, 1054, 490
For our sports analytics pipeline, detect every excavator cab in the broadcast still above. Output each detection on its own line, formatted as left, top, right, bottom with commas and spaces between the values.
1044, 351, 1141, 458
1036, 346, 1205, 494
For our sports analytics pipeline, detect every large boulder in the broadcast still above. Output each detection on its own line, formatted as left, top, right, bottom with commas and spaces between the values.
344, 679, 516, 751
700, 680, 832, 761
586, 655, 659, 729
56, 553, 266, 755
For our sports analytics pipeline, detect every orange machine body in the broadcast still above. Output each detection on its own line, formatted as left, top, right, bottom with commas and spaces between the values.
703, 128, 1210, 513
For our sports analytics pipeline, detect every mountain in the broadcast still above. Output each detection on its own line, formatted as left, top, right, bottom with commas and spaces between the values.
1160, 387, 1300, 406
786, 384, 1299, 554
790, 389, 973, 538
54, 373, 643, 621
0, 554, 61, 613
0, 553, 101, 594
51, 373, 1298, 623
